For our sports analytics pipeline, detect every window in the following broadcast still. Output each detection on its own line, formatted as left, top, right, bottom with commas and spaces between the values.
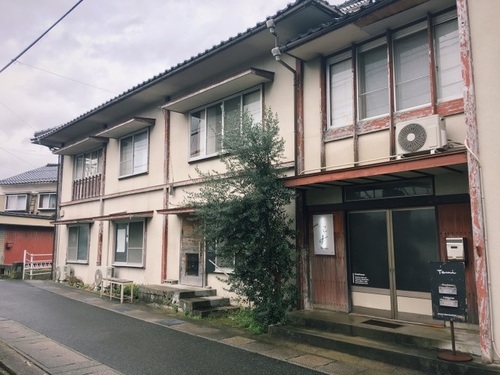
114, 221, 144, 266
38, 193, 56, 210
394, 27, 430, 110
74, 149, 102, 180
68, 225, 89, 262
328, 54, 353, 128
434, 16, 462, 101
190, 89, 262, 159
206, 240, 234, 274
120, 130, 148, 177
327, 12, 460, 127
358, 43, 389, 119
5, 194, 27, 211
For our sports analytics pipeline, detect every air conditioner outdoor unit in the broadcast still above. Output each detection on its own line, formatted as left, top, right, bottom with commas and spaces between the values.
395, 115, 447, 157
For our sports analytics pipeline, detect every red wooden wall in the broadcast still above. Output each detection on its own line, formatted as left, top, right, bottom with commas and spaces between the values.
3, 226, 54, 265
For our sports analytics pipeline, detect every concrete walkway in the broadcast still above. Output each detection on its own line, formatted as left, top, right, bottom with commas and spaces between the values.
0, 280, 427, 375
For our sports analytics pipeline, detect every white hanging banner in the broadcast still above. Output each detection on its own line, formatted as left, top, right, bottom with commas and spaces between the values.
313, 214, 335, 255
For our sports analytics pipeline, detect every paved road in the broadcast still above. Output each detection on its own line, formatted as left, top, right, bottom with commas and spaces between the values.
0, 279, 328, 375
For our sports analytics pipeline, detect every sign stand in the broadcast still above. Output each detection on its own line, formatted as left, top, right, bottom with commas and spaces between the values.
429, 261, 473, 363
437, 321, 473, 362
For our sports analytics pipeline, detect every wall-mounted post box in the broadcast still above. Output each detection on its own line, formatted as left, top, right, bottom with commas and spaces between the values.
446, 237, 465, 261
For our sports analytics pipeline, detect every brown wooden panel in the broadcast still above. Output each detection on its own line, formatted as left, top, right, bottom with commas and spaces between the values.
437, 203, 478, 324
309, 211, 348, 311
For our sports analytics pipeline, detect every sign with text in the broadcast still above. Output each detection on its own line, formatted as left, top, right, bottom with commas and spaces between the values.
429, 261, 467, 322
312, 214, 335, 255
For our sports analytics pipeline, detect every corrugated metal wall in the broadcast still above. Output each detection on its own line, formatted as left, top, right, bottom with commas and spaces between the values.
3, 226, 54, 265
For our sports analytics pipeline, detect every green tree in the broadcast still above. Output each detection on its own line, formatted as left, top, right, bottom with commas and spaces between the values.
187, 109, 297, 332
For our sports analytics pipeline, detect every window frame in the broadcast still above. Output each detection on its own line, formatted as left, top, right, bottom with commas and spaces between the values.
73, 148, 102, 180
326, 10, 462, 136
206, 240, 234, 274
119, 129, 149, 178
5, 194, 28, 211
326, 51, 354, 129
38, 192, 57, 210
113, 220, 145, 267
189, 87, 263, 161
67, 224, 90, 263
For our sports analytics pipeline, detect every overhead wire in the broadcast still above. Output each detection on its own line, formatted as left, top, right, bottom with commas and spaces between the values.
0, 0, 84, 76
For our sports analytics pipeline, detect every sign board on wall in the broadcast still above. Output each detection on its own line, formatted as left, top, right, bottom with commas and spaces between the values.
429, 261, 467, 322
313, 214, 335, 255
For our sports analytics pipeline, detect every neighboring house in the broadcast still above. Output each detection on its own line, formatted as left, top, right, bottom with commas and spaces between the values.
31, 0, 499, 363
0, 164, 57, 275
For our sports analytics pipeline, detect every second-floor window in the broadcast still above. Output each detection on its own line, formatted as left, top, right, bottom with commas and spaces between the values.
74, 149, 102, 179
5, 194, 27, 211
119, 130, 148, 177
327, 11, 461, 128
38, 193, 57, 210
189, 88, 262, 159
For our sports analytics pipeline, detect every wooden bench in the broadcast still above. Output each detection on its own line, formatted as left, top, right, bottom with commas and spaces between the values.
100, 277, 134, 303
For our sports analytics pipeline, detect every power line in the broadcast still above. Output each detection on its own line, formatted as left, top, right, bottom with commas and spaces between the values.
0, 100, 36, 131
15, 60, 115, 94
0, 0, 84, 76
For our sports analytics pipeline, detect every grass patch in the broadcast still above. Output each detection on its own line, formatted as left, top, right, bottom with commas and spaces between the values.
207, 308, 264, 334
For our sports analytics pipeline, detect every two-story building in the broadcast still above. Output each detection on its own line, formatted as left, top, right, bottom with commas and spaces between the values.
0, 164, 57, 275
32, 0, 499, 363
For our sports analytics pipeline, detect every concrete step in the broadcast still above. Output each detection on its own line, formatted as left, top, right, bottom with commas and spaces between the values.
179, 296, 231, 312
270, 324, 499, 375
189, 305, 240, 318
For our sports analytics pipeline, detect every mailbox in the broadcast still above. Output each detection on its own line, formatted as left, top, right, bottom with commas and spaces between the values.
446, 237, 465, 261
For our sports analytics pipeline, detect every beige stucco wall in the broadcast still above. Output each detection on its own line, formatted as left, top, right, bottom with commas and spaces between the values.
468, 0, 500, 357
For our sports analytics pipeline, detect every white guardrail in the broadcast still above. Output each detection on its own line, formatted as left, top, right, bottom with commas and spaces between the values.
22, 250, 53, 280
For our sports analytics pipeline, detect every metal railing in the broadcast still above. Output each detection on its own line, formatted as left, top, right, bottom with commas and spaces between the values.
22, 250, 53, 280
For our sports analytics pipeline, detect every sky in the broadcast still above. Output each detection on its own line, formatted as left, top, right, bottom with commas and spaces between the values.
0, 0, 341, 180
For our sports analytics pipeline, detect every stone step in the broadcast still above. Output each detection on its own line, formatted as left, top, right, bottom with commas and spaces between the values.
269, 324, 499, 375
179, 296, 230, 312
189, 305, 240, 318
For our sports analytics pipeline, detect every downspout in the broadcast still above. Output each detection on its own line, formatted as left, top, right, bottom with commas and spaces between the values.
161, 106, 170, 283
267, 19, 309, 309
52, 155, 63, 277
456, 0, 493, 363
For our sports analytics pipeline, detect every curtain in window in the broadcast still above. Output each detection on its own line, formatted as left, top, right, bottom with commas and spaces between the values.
120, 136, 134, 176
243, 90, 261, 123
6, 195, 26, 210
330, 58, 353, 127
358, 45, 389, 118
133, 131, 148, 174
435, 19, 462, 101
394, 30, 430, 110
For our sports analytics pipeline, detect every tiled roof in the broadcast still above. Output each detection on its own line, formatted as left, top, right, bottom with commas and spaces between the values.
32, 0, 342, 142
0, 164, 58, 185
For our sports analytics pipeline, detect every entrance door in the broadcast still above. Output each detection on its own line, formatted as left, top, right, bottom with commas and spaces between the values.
179, 217, 204, 287
348, 207, 439, 320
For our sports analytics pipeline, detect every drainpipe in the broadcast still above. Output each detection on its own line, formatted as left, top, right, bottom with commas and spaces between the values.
456, 0, 493, 363
267, 20, 309, 310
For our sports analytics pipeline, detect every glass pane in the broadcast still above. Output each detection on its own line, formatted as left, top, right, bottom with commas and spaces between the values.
77, 225, 89, 261
243, 90, 261, 123
224, 97, 241, 139
120, 136, 133, 176
67, 227, 78, 261
186, 253, 199, 276
206, 104, 222, 155
115, 224, 127, 262
358, 45, 389, 118
330, 58, 353, 127
190, 111, 204, 157
133, 131, 148, 174
127, 248, 142, 264
348, 211, 389, 289
345, 178, 433, 202
393, 208, 439, 292
435, 19, 462, 100
128, 222, 143, 248
394, 30, 430, 110
74, 155, 84, 180
49, 194, 57, 208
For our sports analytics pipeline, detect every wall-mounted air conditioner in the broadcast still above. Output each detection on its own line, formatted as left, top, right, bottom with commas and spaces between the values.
395, 115, 447, 157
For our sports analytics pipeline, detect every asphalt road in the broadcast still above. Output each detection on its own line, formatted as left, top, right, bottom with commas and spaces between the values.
0, 279, 321, 375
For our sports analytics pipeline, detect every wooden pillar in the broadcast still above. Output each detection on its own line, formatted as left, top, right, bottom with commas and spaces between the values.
456, 0, 493, 363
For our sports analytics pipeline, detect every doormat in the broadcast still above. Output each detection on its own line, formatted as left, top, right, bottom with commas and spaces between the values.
362, 319, 402, 329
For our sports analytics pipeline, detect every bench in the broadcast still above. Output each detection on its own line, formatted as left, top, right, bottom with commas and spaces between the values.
100, 277, 134, 303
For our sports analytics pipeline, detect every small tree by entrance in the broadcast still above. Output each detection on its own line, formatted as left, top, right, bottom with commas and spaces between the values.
187, 109, 296, 332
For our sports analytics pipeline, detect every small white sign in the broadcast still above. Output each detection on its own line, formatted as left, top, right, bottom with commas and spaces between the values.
313, 214, 335, 255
